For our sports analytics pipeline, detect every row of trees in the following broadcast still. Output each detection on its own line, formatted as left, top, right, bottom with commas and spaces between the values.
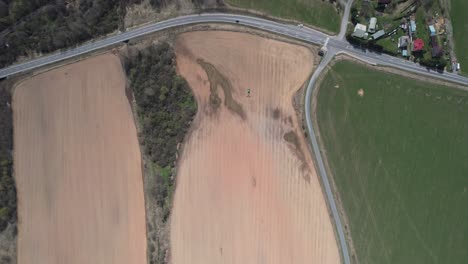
0, 84, 15, 233
125, 42, 197, 169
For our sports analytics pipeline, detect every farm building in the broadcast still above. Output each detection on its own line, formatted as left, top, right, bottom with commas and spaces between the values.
369, 17, 377, 33
354, 23, 367, 32
412, 39, 424, 52
371, 30, 385, 40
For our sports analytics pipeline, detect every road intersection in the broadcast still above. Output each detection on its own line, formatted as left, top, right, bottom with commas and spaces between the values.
0, 2, 466, 264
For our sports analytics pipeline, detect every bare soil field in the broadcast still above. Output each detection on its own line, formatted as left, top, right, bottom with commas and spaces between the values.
12, 54, 146, 264
171, 31, 340, 264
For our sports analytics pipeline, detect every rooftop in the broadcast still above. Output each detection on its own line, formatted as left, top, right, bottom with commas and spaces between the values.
354, 23, 367, 32
410, 20, 417, 32
413, 38, 424, 51
369, 17, 377, 32
398, 36, 410, 48
352, 29, 368, 39
429, 25, 436, 36
371, 30, 385, 40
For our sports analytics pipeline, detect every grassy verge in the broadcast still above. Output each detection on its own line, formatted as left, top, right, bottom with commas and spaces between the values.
315, 60, 468, 263
123, 42, 197, 264
450, 0, 468, 74
226, 0, 341, 33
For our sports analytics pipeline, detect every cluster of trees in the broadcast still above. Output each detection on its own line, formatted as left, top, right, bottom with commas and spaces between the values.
0, 84, 15, 233
0, 0, 143, 68
345, 33, 391, 54
419, 57, 447, 71
125, 42, 196, 168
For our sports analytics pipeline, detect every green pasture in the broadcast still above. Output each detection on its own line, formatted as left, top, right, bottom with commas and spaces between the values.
226, 0, 341, 33
315, 61, 468, 263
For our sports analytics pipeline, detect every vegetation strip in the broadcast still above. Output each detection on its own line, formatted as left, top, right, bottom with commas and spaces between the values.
0, 81, 16, 264
122, 42, 197, 264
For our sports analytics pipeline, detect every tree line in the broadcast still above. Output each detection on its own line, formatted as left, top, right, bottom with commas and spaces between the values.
0, 83, 15, 233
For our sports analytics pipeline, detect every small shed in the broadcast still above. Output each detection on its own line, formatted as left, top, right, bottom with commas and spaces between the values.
398, 36, 410, 48
429, 25, 436, 36
410, 20, 417, 33
369, 17, 377, 33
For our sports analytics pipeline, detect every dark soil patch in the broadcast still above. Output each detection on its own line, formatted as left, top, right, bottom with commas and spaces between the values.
272, 107, 281, 119
283, 131, 309, 182
197, 59, 246, 120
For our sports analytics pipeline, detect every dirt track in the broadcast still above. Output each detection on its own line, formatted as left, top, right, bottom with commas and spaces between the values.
12, 54, 146, 264
171, 31, 340, 264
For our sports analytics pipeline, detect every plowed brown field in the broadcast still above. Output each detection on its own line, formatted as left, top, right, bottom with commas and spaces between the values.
13, 54, 146, 264
171, 31, 340, 264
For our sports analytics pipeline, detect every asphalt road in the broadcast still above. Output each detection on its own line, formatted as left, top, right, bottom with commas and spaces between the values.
2, 13, 468, 86
1, 8, 467, 264
303, 49, 355, 264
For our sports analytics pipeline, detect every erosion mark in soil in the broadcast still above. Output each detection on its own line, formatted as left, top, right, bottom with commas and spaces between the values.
197, 59, 246, 120
283, 131, 310, 182
272, 107, 281, 119
271, 107, 293, 126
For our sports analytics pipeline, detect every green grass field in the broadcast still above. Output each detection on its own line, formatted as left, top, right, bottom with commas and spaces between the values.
315, 61, 468, 263
226, 0, 341, 33
450, 0, 468, 74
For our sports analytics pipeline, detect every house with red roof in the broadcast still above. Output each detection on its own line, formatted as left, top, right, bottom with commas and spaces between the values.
412, 39, 424, 52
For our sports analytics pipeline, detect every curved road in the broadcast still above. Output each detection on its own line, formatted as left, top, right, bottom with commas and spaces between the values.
1, 5, 467, 264
1, 13, 468, 86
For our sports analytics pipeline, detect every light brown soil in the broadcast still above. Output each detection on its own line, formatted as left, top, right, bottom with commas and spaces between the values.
171, 31, 340, 264
12, 54, 146, 264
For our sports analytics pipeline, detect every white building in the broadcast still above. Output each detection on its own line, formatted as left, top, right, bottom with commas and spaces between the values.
369, 17, 377, 33
352, 23, 368, 39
